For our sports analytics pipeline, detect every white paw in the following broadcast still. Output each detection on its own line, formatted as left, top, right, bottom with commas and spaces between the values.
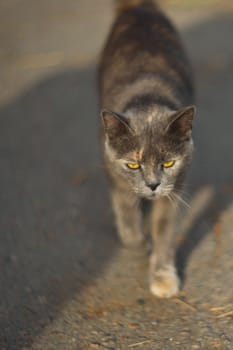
149, 265, 180, 298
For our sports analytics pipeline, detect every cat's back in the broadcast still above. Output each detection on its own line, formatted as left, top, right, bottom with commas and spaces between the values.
99, 0, 194, 112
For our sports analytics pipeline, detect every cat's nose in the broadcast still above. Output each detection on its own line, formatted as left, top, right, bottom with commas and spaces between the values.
147, 182, 160, 191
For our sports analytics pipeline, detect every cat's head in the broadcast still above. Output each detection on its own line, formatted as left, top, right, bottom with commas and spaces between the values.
101, 106, 195, 200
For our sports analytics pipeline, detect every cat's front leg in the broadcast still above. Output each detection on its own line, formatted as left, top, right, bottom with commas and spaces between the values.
149, 197, 180, 298
111, 188, 144, 248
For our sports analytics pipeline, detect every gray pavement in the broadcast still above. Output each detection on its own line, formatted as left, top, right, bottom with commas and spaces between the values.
0, 1, 233, 349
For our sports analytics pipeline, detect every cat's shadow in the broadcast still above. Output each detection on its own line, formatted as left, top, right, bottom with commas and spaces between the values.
174, 11, 233, 281
0, 67, 119, 347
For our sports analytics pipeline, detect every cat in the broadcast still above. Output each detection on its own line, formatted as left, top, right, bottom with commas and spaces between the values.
98, 0, 196, 298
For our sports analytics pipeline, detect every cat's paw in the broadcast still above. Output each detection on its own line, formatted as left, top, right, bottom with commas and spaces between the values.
149, 265, 180, 298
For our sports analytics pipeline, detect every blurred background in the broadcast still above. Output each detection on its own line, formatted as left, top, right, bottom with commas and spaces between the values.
0, 0, 232, 105
0, 1, 233, 349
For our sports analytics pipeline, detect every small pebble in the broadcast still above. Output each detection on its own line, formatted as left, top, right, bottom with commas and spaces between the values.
89, 342, 102, 348
151, 320, 158, 325
128, 323, 139, 329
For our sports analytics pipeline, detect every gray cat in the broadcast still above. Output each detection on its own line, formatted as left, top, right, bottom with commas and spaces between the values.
98, 0, 196, 298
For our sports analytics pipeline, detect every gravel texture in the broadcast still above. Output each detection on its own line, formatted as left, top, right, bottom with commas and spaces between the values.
0, 1, 233, 349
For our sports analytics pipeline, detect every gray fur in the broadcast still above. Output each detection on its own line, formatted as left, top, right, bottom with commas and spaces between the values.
99, 0, 196, 297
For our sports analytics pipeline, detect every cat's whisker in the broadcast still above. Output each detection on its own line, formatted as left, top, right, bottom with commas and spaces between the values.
165, 185, 174, 191
166, 194, 177, 209
172, 192, 191, 210
174, 187, 191, 199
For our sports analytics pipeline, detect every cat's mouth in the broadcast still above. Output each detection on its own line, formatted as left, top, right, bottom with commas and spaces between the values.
139, 191, 158, 200
139, 187, 170, 200
147, 192, 157, 199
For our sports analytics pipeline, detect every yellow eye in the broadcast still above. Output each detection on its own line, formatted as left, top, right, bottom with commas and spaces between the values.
127, 163, 141, 170
162, 160, 175, 168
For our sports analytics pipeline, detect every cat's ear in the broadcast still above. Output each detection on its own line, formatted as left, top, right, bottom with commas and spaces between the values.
166, 105, 196, 140
101, 109, 133, 140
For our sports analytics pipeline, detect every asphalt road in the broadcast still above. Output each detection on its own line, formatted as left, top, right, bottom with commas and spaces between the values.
0, 1, 233, 349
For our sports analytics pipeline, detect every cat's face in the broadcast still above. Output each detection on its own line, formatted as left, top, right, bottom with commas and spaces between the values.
102, 106, 195, 200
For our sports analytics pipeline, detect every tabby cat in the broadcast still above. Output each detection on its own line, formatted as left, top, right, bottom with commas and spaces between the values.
98, 0, 195, 297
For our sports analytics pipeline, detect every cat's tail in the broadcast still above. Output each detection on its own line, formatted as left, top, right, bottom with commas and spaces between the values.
115, 0, 157, 14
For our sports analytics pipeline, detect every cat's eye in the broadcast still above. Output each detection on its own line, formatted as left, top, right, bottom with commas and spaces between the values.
162, 160, 175, 168
126, 163, 141, 170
